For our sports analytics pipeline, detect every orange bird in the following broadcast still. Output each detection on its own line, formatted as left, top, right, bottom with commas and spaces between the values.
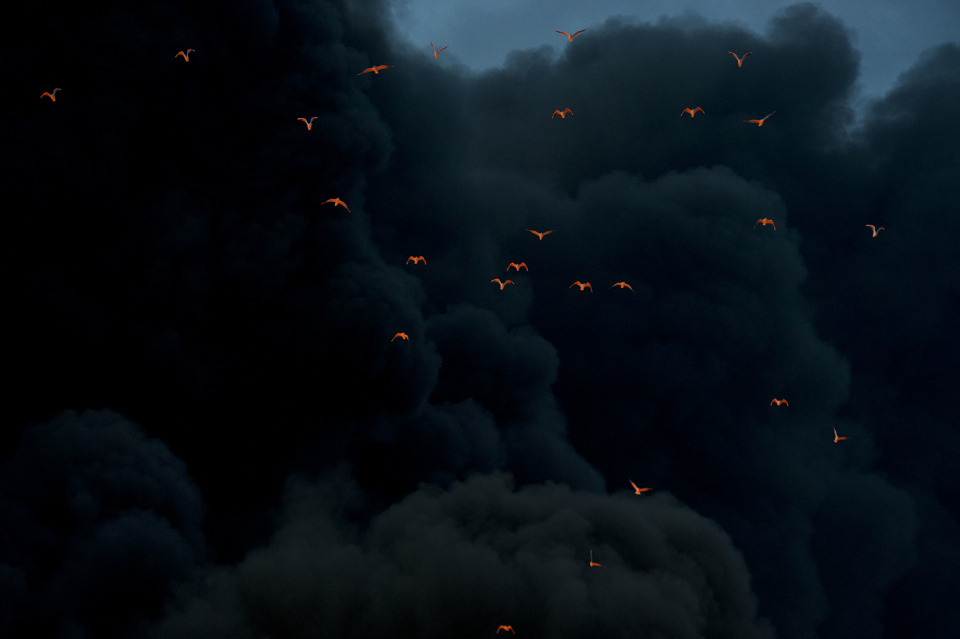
358, 65, 394, 75
322, 197, 351, 212
431, 43, 448, 59
570, 281, 592, 292
526, 229, 554, 240
610, 282, 634, 291
865, 224, 885, 237
391, 332, 409, 342
833, 427, 848, 443
744, 111, 775, 126
552, 108, 573, 119
681, 107, 705, 117
754, 218, 776, 230
729, 51, 753, 67
589, 550, 602, 567
40, 88, 61, 101
491, 279, 515, 289
556, 29, 585, 41
629, 480, 652, 495
175, 49, 195, 61
770, 398, 789, 406
298, 117, 317, 130
406, 256, 426, 265
496, 626, 515, 634
507, 262, 528, 271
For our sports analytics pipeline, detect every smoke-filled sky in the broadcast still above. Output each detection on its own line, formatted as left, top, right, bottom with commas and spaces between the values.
3, 1, 959, 638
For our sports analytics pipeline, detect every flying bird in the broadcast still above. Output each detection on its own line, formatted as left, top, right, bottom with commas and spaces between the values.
491, 279, 515, 289
570, 281, 593, 292
552, 108, 573, 119
610, 282, 634, 291
322, 197, 351, 212
431, 43, 447, 59
526, 229, 554, 240
40, 88, 61, 101
175, 49, 195, 61
629, 480, 652, 495
833, 427, 849, 443
406, 256, 426, 265
391, 332, 409, 342
358, 65, 394, 75
744, 111, 775, 126
865, 224, 885, 237
496, 626, 515, 634
754, 218, 776, 230
297, 117, 317, 130
729, 51, 753, 67
507, 262, 528, 271
681, 107, 705, 118
589, 550, 602, 567
770, 398, 789, 406
556, 29, 585, 41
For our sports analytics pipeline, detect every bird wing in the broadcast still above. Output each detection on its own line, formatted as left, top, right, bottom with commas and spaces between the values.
572, 30, 585, 37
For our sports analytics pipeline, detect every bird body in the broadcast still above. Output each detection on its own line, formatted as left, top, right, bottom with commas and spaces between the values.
570, 281, 592, 292
406, 256, 426, 265
866, 224, 885, 237
298, 117, 317, 130
770, 398, 789, 406
507, 262, 528, 271
322, 197, 350, 212
358, 65, 394, 75
492, 279, 515, 289
497, 626, 515, 634
744, 111, 775, 126
755, 218, 776, 230
556, 29, 585, 41
630, 480, 652, 494
40, 88, 61, 101
526, 229, 554, 240
681, 107, 705, 117
833, 427, 848, 443
391, 332, 409, 342
611, 282, 634, 291
729, 51, 753, 67
552, 108, 573, 119
589, 550, 602, 567
175, 49, 195, 61
431, 43, 447, 59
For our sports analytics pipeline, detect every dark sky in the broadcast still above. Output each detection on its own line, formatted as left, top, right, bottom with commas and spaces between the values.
3, 1, 959, 638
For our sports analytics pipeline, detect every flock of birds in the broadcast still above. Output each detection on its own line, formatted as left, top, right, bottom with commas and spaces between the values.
36, 26, 873, 635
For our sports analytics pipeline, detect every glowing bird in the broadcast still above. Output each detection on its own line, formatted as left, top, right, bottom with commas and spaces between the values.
507, 262, 528, 271
589, 550, 602, 567
629, 480, 652, 495
556, 29, 586, 41
406, 256, 427, 265
865, 224, 885, 237
754, 218, 776, 230
610, 282, 634, 291
552, 108, 573, 119
496, 626, 515, 634
729, 51, 753, 67
491, 279, 515, 289
744, 111, 775, 126
298, 117, 317, 130
391, 332, 409, 342
570, 281, 593, 292
322, 197, 351, 212
681, 107, 705, 117
526, 229, 554, 240
431, 43, 448, 59
770, 398, 789, 406
40, 88, 61, 101
833, 427, 848, 443
175, 49, 195, 61
358, 65, 394, 75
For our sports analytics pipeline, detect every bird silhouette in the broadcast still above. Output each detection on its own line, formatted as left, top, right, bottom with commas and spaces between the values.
40, 88, 61, 101
556, 29, 586, 41
496, 626, 515, 634
431, 43, 448, 59
681, 107, 705, 117
770, 398, 789, 406
744, 111, 775, 126
754, 218, 776, 230
358, 65, 394, 75
610, 282, 634, 291
491, 279, 515, 289
833, 427, 849, 443
865, 224, 885, 237
630, 480, 652, 495
297, 117, 317, 130
391, 332, 409, 342
507, 262, 528, 271
406, 256, 426, 265
729, 51, 753, 67
526, 229, 554, 240
570, 281, 593, 292
589, 550, 602, 567
322, 197, 351, 212
175, 49, 195, 61
552, 108, 573, 119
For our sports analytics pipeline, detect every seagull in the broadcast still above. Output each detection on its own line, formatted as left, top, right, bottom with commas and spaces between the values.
507, 262, 528, 271
406, 256, 426, 265
526, 229, 554, 240
754, 218, 776, 230
297, 117, 317, 130
629, 480, 652, 495
833, 427, 848, 443
681, 107, 705, 117
552, 108, 573, 119
744, 111, 775, 126
358, 65, 394, 75
610, 282, 634, 291
491, 279, 515, 289
391, 332, 409, 342
556, 29, 586, 41
175, 49, 195, 61
40, 88, 61, 101
770, 398, 789, 406
431, 43, 447, 59
865, 224, 885, 237
589, 550, 602, 567
570, 281, 593, 292
496, 626, 515, 634
729, 51, 753, 67
322, 197, 351, 212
